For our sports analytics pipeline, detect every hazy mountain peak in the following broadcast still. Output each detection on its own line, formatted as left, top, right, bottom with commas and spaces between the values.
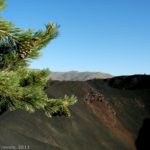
50, 71, 112, 81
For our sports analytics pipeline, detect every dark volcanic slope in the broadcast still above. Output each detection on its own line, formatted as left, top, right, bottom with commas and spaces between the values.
0, 75, 150, 150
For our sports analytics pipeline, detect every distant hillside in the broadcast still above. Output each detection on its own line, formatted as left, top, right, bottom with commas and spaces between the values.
0, 75, 150, 150
50, 71, 112, 81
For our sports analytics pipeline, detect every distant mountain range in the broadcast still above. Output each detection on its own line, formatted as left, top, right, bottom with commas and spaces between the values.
50, 71, 112, 81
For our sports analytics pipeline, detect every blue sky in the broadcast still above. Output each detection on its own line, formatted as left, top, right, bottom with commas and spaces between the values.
2, 0, 150, 75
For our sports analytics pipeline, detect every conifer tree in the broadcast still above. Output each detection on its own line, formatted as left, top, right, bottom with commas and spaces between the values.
0, 0, 77, 117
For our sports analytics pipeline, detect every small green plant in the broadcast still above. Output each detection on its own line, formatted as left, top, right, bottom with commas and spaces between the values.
0, 0, 77, 117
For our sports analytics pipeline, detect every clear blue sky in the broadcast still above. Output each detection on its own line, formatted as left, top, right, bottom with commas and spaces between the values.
2, 0, 150, 75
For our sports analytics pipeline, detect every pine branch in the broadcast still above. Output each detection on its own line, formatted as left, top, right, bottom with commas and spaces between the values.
0, 0, 77, 117
0, 29, 18, 40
